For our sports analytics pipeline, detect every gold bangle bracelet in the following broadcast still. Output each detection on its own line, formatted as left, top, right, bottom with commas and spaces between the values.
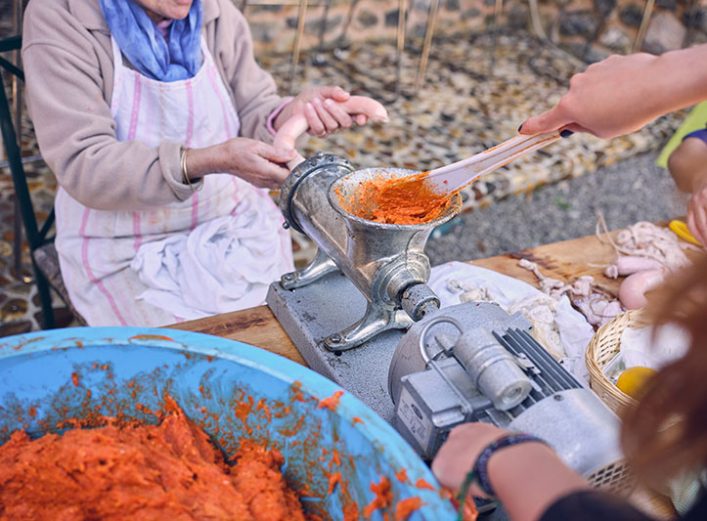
180, 147, 194, 191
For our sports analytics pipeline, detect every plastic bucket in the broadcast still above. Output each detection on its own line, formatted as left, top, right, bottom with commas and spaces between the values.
0, 327, 455, 520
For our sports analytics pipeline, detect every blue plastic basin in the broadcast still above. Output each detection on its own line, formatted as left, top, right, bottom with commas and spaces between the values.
0, 327, 455, 520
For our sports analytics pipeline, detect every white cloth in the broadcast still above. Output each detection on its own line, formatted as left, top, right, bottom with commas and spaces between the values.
620, 323, 690, 370
131, 196, 288, 318
429, 261, 595, 382
54, 37, 292, 325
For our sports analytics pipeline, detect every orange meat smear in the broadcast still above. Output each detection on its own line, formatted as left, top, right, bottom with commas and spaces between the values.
415, 478, 436, 490
0, 407, 306, 521
395, 497, 424, 521
339, 172, 454, 225
363, 476, 393, 518
441, 487, 479, 521
318, 390, 345, 411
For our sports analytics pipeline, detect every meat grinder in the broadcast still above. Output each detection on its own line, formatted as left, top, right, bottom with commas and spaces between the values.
266, 152, 461, 417
266, 154, 629, 498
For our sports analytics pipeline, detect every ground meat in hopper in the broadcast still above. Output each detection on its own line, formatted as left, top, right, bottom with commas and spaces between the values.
339, 172, 454, 225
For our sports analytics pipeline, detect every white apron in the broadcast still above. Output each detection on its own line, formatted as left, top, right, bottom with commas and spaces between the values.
54, 38, 293, 326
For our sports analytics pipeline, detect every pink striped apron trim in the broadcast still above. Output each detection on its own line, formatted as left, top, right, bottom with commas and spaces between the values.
185, 81, 194, 146
127, 74, 142, 140
205, 66, 242, 212
79, 208, 128, 325
129, 74, 144, 252
206, 66, 234, 139
185, 82, 200, 230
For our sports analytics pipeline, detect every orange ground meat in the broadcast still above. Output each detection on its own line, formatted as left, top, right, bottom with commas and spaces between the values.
339, 172, 454, 225
0, 407, 306, 521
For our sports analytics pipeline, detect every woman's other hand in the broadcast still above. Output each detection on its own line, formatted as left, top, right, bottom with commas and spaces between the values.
187, 138, 296, 189
275, 86, 368, 137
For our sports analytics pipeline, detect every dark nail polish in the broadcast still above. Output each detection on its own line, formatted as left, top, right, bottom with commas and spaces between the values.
560, 129, 574, 138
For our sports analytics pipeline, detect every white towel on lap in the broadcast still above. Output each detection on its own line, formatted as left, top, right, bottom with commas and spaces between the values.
131, 199, 290, 320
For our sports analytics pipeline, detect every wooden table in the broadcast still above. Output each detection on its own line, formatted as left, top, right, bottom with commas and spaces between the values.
171, 232, 620, 361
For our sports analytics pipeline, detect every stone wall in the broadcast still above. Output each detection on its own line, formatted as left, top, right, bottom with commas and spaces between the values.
244, 0, 707, 61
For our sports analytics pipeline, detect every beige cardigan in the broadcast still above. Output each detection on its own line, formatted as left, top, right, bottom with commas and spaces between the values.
22, 0, 283, 211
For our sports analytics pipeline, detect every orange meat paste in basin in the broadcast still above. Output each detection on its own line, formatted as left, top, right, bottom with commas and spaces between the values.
0, 405, 306, 521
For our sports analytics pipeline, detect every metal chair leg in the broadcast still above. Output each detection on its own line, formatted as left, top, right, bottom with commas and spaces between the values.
11, 0, 23, 278
12, 197, 23, 277
415, 0, 441, 90
33, 261, 56, 329
395, 0, 408, 98
289, 0, 309, 93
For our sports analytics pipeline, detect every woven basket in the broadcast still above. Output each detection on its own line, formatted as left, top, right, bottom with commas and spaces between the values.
585, 310, 651, 414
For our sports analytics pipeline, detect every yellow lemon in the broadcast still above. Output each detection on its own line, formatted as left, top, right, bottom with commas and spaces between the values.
616, 366, 657, 399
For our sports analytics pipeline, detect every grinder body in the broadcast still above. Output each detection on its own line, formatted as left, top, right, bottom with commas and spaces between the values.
277, 153, 459, 351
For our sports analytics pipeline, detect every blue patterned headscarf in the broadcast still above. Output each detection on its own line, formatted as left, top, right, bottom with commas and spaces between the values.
99, 0, 203, 82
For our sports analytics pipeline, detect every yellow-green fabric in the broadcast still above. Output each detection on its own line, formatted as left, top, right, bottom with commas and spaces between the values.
657, 101, 707, 168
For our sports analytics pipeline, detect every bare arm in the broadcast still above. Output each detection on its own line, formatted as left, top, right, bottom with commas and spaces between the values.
489, 442, 589, 521
432, 423, 589, 521
520, 44, 707, 139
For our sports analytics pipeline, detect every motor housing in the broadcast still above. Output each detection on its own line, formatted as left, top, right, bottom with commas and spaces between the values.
389, 302, 631, 493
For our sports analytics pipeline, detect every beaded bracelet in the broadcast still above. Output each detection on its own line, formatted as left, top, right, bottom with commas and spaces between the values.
454, 434, 548, 519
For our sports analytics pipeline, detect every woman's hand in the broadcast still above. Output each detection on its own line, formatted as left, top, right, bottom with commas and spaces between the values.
521, 45, 707, 139
186, 137, 296, 189
432, 423, 508, 497
274, 86, 368, 137
520, 53, 663, 138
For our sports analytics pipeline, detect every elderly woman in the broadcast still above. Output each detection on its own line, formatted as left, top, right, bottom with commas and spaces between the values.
22, 0, 377, 326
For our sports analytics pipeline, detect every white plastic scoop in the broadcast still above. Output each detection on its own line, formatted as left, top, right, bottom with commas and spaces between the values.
423, 129, 569, 194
